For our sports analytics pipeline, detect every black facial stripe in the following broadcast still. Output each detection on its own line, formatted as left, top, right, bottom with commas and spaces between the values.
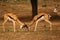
8, 15, 16, 21
22, 24, 29, 31
23, 24, 28, 28
37, 15, 44, 20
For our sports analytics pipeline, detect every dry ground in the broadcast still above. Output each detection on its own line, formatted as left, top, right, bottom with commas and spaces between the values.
0, 2, 60, 40
0, 19, 60, 40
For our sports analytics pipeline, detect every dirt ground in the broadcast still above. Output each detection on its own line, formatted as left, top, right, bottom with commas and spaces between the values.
0, 19, 60, 40
0, 6, 60, 40
0, 4, 60, 40
0, 0, 60, 40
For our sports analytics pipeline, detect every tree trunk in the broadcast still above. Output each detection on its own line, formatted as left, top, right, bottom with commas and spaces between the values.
30, 0, 38, 18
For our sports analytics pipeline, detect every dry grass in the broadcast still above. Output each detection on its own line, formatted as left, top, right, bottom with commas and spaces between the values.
0, 1, 60, 40
0, 20, 60, 40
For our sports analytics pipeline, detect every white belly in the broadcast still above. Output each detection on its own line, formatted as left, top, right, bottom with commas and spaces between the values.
37, 16, 44, 22
40, 16, 44, 20
8, 17, 14, 21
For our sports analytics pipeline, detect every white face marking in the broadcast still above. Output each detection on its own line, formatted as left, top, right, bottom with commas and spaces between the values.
20, 25, 23, 29
20, 24, 24, 29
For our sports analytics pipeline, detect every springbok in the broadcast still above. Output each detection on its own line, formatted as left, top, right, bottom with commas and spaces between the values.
29, 13, 52, 31
3, 13, 29, 32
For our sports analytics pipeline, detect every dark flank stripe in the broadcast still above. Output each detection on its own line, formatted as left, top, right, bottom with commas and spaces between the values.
37, 15, 44, 20
8, 15, 16, 21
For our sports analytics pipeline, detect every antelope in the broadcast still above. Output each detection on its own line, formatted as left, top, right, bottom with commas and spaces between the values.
29, 13, 52, 31
3, 13, 29, 32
